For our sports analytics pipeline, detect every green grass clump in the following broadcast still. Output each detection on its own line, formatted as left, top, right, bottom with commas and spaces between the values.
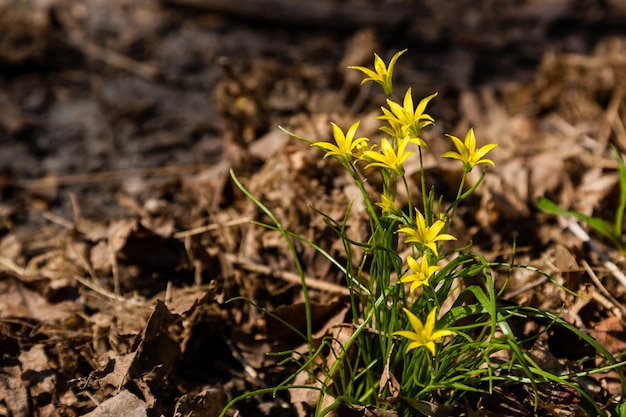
223, 50, 626, 416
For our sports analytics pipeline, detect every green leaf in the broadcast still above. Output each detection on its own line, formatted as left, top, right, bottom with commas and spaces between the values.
613, 146, 626, 239
535, 196, 616, 241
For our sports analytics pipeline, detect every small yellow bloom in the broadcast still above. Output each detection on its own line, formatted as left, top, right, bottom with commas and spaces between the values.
354, 140, 377, 161
348, 49, 407, 96
378, 89, 436, 143
394, 308, 456, 355
400, 255, 439, 293
313, 121, 369, 162
362, 136, 413, 176
397, 209, 456, 256
376, 194, 400, 216
442, 128, 498, 172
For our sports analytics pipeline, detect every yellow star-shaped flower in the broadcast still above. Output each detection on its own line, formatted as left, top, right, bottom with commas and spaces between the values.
376, 194, 400, 216
442, 128, 498, 172
378, 88, 437, 145
394, 308, 456, 355
397, 209, 456, 256
313, 121, 369, 162
348, 49, 407, 96
400, 255, 439, 293
362, 136, 414, 176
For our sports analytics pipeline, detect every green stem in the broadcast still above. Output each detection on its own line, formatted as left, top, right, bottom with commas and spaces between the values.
402, 175, 413, 219
418, 147, 430, 223
230, 171, 315, 379
447, 170, 467, 225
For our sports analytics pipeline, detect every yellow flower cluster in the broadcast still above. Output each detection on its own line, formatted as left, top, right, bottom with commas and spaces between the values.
311, 50, 498, 356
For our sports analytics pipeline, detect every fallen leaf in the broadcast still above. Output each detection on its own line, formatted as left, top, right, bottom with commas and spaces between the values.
172, 387, 225, 417
0, 357, 30, 417
81, 390, 147, 417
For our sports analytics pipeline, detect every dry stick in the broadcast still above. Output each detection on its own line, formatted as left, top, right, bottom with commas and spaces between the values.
595, 85, 624, 150
609, 86, 626, 151
580, 259, 626, 317
108, 239, 121, 296
41, 210, 74, 229
560, 217, 626, 288
64, 31, 159, 81
597, 85, 626, 151
223, 253, 350, 296
69, 192, 82, 223
173, 217, 252, 239
71, 273, 149, 307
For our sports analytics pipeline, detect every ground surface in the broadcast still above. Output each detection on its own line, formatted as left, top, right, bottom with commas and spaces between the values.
2, 0, 626, 416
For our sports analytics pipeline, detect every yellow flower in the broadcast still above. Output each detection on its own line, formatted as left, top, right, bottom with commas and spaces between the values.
348, 49, 407, 96
378, 89, 437, 145
400, 255, 439, 293
442, 128, 498, 172
362, 136, 413, 176
397, 209, 456, 256
313, 121, 369, 162
354, 140, 377, 161
436, 212, 448, 223
376, 194, 400, 216
394, 308, 456, 355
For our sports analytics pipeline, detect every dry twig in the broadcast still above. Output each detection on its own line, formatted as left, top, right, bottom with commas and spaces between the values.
224, 253, 350, 296
561, 218, 626, 288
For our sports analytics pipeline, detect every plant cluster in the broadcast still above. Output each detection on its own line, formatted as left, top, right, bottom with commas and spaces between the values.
224, 50, 626, 416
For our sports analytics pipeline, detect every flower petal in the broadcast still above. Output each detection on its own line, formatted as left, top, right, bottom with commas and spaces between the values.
404, 308, 425, 335
393, 330, 419, 341
414, 92, 438, 118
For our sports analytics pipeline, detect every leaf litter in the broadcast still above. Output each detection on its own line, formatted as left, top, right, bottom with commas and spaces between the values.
1, 0, 626, 415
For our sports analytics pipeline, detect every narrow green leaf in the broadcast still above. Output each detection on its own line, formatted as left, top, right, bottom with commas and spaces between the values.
613, 146, 626, 241
535, 196, 615, 241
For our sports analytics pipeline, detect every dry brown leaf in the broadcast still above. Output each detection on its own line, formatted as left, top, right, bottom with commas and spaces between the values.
0, 356, 30, 417
289, 370, 322, 417
128, 300, 180, 381
90, 240, 112, 274
591, 316, 626, 363
378, 344, 400, 402
162, 283, 217, 316
107, 219, 139, 253
172, 387, 226, 417
98, 353, 137, 389
0, 233, 22, 267
81, 390, 147, 417
140, 213, 175, 239
0, 273, 73, 321
586, 317, 626, 396
19, 344, 59, 417
248, 127, 289, 161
